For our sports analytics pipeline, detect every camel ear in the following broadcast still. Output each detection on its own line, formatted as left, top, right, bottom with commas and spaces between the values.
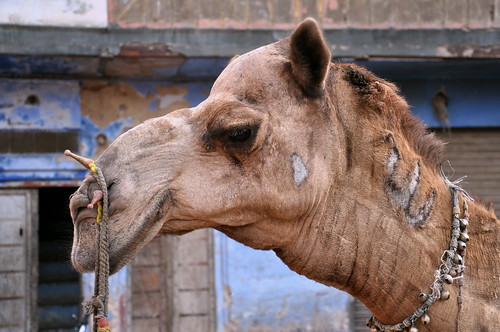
290, 18, 331, 98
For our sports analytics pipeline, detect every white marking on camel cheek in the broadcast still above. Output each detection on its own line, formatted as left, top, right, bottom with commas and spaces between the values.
291, 153, 309, 187
387, 148, 399, 173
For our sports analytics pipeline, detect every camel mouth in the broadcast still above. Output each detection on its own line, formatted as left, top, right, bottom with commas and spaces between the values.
71, 189, 172, 274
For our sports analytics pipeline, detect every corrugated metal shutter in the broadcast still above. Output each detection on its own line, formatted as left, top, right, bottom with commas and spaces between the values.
351, 299, 371, 332
0, 189, 38, 332
439, 129, 500, 218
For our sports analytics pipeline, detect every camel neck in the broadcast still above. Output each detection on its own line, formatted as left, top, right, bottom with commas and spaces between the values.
277, 169, 456, 329
277, 167, 500, 331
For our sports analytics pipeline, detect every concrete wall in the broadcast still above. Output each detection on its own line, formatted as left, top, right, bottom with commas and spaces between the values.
2, 0, 499, 30
110, 0, 500, 30
2, 1, 500, 59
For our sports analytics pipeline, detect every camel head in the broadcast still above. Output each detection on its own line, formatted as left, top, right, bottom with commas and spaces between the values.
69, 18, 500, 330
70, 18, 340, 273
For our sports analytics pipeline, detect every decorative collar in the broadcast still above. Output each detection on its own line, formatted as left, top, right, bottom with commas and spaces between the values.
367, 174, 473, 332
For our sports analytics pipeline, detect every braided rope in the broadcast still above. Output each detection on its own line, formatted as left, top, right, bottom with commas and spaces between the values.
82, 163, 110, 331
64, 150, 111, 331
92, 164, 110, 317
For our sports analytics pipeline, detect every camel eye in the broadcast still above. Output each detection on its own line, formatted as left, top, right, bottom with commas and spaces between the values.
206, 122, 260, 153
228, 128, 252, 143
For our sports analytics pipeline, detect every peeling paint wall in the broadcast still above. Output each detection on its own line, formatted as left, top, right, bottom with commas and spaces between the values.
214, 232, 352, 332
0, 78, 212, 185
0, 0, 107, 27
80, 80, 211, 157
0, 79, 80, 130
0, 79, 84, 185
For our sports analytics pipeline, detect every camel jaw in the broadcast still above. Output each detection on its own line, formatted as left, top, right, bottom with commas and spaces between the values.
70, 188, 172, 275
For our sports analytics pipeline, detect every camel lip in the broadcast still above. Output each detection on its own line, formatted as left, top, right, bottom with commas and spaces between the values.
74, 208, 97, 226
71, 189, 172, 274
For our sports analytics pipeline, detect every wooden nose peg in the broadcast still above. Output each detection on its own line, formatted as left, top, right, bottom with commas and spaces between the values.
64, 149, 95, 170
87, 190, 104, 209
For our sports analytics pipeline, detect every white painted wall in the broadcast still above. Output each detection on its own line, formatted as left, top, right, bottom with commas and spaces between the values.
0, 0, 107, 27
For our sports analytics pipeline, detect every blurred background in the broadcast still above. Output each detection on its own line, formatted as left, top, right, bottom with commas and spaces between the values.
0, 1, 499, 331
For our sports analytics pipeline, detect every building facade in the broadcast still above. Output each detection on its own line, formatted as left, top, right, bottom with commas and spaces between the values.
0, 1, 499, 331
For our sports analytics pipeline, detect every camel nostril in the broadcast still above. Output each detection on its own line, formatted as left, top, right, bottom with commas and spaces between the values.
87, 190, 104, 209
107, 181, 116, 192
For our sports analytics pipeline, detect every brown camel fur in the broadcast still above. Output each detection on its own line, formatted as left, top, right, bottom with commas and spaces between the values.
69, 19, 500, 331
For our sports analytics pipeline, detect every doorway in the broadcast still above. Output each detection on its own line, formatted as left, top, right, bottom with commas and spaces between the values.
38, 187, 81, 331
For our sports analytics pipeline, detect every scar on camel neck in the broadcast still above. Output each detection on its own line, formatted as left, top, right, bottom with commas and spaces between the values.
383, 133, 436, 227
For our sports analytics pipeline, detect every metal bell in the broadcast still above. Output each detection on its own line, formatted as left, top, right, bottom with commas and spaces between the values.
421, 313, 431, 325
459, 232, 470, 242
457, 240, 467, 251
453, 254, 463, 265
409, 326, 419, 332
459, 218, 468, 229
449, 268, 457, 277
442, 274, 453, 284
440, 289, 451, 300
418, 293, 428, 302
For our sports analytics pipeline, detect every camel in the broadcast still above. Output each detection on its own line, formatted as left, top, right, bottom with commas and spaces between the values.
69, 19, 500, 331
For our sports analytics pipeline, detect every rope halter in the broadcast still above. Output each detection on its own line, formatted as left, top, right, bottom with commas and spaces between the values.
65, 150, 111, 332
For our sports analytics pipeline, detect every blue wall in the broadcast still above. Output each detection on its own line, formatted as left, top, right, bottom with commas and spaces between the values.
214, 232, 351, 331
1, 58, 499, 330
